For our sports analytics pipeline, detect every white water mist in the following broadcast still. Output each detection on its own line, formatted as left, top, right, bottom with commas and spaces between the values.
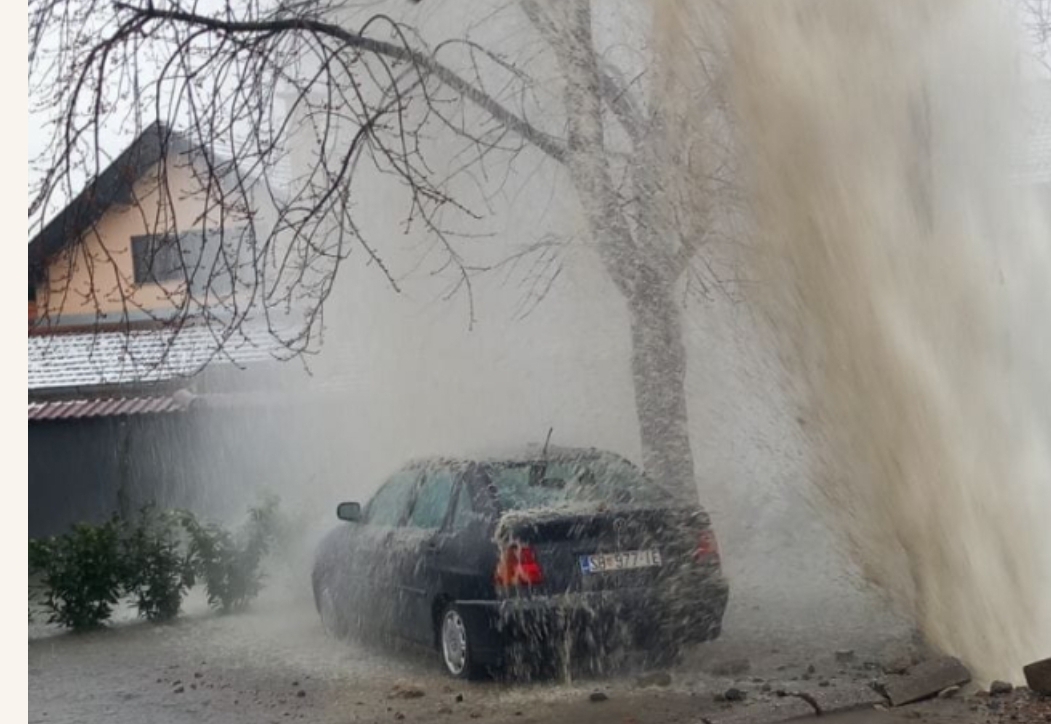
722, 0, 1051, 681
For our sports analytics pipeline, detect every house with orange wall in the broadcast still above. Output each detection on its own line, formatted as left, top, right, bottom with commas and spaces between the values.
27, 123, 297, 537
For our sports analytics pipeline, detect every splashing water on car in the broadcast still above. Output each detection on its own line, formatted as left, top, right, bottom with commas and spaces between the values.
702, 0, 1051, 682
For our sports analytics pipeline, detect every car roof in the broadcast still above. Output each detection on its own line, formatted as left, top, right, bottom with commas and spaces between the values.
400, 445, 638, 471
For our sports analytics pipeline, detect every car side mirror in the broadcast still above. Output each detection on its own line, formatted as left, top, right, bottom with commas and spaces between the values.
337, 502, 362, 522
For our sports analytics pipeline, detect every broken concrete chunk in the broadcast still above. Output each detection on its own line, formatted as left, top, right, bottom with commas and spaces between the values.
883, 656, 971, 707
1023, 657, 1051, 695
810, 683, 888, 714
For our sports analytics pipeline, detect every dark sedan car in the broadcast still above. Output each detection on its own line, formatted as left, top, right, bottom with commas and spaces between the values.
311, 446, 729, 679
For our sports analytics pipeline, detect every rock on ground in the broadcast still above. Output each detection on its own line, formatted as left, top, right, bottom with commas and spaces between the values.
881, 657, 971, 707
1023, 658, 1051, 695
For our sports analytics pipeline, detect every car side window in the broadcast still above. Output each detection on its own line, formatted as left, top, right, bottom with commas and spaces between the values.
407, 468, 456, 530
366, 470, 418, 526
450, 482, 483, 531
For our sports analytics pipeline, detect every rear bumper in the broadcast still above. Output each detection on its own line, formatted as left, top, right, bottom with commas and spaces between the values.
457, 579, 729, 667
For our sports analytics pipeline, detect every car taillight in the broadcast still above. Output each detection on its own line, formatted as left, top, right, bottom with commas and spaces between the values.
494, 543, 544, 587
694, 529, 720, 564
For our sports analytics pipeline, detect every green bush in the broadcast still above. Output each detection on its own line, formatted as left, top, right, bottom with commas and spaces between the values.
181, 495, 281, 613
29, 518, 126, 631
120, 508, 193, 622
28, 497, 282, 630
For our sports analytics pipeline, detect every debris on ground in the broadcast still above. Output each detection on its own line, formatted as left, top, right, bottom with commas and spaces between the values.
835, 649, 856, 663
808, 682, 887, 715
1024, 657, 1051, 695
588, 691, 608, 703
389, 685, 426, 699
989, 680, 1014, 696
882, 656, 972, 706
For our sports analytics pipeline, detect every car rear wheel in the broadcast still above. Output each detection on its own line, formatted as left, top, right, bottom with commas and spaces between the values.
439, 604, 478, 679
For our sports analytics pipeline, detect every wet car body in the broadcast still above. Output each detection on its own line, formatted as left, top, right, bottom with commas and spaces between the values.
311, 446, 729, 678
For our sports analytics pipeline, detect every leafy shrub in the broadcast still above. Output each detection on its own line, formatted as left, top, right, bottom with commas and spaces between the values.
120, 508, 193, 622
28, 497, 282, 630
181, 495, 280, 613
29, 519, 125, 631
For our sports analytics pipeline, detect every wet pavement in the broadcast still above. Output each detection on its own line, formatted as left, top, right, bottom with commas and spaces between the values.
29, 578, 925, 724
32, 568, 1050, 724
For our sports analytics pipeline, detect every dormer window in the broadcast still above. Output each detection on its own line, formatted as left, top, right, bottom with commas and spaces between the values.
131, 227, 247, 297
131, 231, 204, 286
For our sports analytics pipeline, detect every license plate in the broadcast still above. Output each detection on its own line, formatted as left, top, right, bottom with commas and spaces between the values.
579, 549, 662, 574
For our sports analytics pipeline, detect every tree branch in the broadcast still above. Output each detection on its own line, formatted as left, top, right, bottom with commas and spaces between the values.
520, 0, 646, 145
113, 2, 568, 164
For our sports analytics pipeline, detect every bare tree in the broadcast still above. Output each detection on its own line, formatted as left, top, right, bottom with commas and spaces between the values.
1021, 0, 1051, 68
28, 0, 737, 502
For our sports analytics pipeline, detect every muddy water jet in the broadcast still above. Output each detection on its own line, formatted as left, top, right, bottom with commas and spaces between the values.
716, 0, 1051, 682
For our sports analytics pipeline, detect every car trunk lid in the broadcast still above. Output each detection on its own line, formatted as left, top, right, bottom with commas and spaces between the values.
493, 505, 718, 595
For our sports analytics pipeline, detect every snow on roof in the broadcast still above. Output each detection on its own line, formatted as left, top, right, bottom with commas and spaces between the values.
28, 323, 288, 392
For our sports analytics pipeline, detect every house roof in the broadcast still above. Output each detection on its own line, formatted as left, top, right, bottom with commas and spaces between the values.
28, 323, 288, 393
28, 392, 194, 421
28, 122, 192, 285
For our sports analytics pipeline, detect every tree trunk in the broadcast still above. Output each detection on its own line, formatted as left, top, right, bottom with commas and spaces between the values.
627, 269, 697, 504
536, 0, 698, 503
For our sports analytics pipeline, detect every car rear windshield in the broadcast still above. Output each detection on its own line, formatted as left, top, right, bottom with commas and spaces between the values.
483, 457, 671, 511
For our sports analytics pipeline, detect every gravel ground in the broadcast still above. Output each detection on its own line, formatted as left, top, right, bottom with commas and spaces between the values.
29, 560, 1050, 724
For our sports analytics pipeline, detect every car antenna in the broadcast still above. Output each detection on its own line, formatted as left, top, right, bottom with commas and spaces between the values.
542, 427, 553, 460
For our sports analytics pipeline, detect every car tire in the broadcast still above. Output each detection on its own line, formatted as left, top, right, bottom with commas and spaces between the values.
438, 603, 480, 680
317, 584, 348, 640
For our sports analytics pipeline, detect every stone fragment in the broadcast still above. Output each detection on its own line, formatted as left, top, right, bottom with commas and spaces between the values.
883, 657, 971, 707
810, 683, 888, 714
1024, 657, 1051, 695
989, 680, 1013, 696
